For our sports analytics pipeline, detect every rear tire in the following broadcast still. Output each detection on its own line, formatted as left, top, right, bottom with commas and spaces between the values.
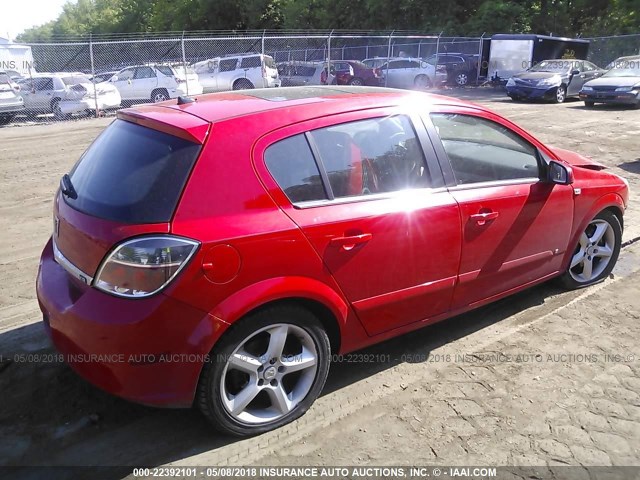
197, 304, 331, 437
414, 74, 432, 90
233, 79, 254, 90
558, 210, 621, 290
151, 89, 169, 103
0, 114, 15, 125
52, 99, 69, 121
454, 70, 470, 86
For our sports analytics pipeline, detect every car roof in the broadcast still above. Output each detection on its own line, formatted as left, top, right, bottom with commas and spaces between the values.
119, 86, 478, 129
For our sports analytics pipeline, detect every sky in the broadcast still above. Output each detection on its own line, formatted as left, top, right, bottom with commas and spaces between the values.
0, 0, 73, 41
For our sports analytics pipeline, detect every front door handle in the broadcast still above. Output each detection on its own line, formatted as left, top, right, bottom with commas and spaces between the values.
330, 233, 372, 251
470, 211, 499, 226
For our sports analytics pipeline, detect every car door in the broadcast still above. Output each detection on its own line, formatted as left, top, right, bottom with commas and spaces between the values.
426, 108, 574, 309
133, 66, 158, 100
567, 61, 586, 96
240, 56, 262, 87
32, 77, 55, 112
217, 58, 239, 90
112, 68, 135, 101
256, 108, 462, 336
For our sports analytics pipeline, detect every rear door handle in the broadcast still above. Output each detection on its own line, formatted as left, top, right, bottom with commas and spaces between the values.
330, 233, 372, 251
470, 211, 499, 226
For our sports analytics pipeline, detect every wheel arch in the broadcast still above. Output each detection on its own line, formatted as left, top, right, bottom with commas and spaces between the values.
208, 276, 350, 355
562, 193, 625, 271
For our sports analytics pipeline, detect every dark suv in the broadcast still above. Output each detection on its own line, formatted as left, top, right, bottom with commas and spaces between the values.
425, 53, 480, 86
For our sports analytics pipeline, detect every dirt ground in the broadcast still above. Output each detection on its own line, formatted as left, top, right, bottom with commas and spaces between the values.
1, 88, 639, 478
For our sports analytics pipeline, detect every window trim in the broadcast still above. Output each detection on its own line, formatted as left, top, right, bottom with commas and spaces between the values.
423, 110, 545, 188
256, 108, 446, 209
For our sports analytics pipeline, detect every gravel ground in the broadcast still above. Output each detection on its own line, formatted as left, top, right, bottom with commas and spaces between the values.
0, 88, 639, 477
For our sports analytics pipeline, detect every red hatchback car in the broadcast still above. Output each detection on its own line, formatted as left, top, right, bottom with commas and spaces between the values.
37, 86, 628, 436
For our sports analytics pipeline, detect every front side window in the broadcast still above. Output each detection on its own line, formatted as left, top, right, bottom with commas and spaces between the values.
117, 68, 134, 81
430, 113, 539, 185
310, 116, 431, 198
219, 59, 238, 72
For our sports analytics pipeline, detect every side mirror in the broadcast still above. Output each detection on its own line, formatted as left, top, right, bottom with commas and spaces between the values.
571, 69, 580, 75
548, 160, 573, 185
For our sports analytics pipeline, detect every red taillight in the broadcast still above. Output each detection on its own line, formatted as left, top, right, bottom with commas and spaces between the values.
374, 68, 381, 77
94, 236, 199, 298
262, 65, 267, 77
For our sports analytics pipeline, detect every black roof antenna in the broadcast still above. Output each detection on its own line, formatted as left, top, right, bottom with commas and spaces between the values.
177, 96, 195, 105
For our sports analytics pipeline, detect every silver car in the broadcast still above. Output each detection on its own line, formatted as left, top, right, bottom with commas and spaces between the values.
377, 58, 446, 89
0, 71, 24, 125
278, 62, 324, 86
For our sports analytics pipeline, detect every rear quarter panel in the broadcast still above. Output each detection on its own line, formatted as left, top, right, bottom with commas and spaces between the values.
168, 115, 370, 353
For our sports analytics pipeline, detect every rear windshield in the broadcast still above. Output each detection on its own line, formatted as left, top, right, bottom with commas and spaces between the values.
65, 120, 201, 224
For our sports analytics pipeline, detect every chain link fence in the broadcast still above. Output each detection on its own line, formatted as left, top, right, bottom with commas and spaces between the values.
3, 31, 638, 123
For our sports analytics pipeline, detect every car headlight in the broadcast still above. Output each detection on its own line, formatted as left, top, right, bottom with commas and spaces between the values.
94, 235, 199, 298
581, 86, 593, 92
506, 78, 516, 87
539, 76, 561, 86
615, 86, 633, 92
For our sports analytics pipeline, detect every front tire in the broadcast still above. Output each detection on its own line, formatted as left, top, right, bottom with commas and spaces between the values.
554, 85, 567, 103
559, 210, 622, 290
197, 304, 331, 437
348, 77, 364, 86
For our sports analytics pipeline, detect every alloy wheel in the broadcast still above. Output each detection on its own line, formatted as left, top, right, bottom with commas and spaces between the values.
569, 219, 615, 283
220, 323, 318, 425
555, 86, 566, 103
455, 72, 469, 86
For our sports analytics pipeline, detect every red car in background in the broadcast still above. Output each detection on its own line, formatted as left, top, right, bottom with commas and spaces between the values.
320, 60, 381, 86
37, 86, 628, 437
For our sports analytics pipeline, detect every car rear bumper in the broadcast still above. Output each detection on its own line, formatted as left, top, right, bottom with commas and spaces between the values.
579, 91, 640, 105
0, 103, 24, 114
506, 85, 557, 100
36, 237, 226, 407
59, 96, 121, 114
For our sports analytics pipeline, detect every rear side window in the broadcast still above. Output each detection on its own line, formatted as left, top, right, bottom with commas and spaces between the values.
240, 56, 261, 68
155, 65, 175, 76
265, 134, 327, 203
310, 116, 431, 198
65, 120, 201, 223
265, 116, 431, 204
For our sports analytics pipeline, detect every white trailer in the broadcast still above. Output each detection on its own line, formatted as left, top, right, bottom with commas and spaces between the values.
0, 37, 36, 76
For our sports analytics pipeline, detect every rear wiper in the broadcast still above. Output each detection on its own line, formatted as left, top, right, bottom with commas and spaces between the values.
60, 174, 78, 199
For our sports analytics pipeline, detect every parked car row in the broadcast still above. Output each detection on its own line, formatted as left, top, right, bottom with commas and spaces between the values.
505, 56, 640, 108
